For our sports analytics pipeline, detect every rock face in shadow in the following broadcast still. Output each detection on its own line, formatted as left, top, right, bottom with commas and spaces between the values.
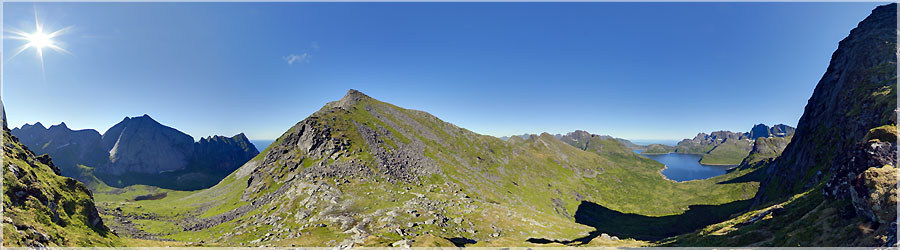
191, 133, 260, 173
755, 3, 897, 204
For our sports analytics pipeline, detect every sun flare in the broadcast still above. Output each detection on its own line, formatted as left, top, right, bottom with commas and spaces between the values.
6, 9, 72, 73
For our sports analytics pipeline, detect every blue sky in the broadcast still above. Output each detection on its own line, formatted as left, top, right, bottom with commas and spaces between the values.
2, 2, 887, 140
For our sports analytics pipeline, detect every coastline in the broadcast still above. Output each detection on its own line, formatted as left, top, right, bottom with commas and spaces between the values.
640, 151, 736, 183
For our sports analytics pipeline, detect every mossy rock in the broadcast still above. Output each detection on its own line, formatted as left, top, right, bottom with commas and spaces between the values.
863, 124, 898, 143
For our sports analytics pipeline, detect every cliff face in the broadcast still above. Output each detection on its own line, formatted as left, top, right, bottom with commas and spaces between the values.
756, 3, 898, 204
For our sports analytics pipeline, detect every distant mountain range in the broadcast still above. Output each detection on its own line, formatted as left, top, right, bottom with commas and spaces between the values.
11, 114, 259, 190
669, 124, 796, 165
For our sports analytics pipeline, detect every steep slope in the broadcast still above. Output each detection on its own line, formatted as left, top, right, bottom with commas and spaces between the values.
754, 2, 897, 204
11, 122, 109, 178
102, 90, 758, 247
672, 4, 897, 247
2, 123, 119, 246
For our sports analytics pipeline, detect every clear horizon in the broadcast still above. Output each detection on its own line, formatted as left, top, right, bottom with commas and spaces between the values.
3, 2, 887, 140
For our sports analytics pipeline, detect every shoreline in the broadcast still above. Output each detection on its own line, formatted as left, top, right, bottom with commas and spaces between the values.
639, 151, 737, 183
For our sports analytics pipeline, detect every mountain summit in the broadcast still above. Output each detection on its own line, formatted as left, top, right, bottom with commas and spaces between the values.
102, 115, 196, 175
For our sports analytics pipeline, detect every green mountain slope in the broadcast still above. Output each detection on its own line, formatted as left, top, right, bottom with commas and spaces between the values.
2, 122, 119, 246
94, 90, 758, 247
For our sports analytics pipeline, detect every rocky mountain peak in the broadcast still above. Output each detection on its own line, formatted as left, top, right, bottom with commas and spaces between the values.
749, 123, 796, 140
48, 122, 69, 131
327, 89, 374, 111
23, 122, 46, 130
102, 115, 195, 175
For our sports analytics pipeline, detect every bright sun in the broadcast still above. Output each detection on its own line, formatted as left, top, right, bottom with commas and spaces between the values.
25, 31, 54, 49
6, 9, 72, 74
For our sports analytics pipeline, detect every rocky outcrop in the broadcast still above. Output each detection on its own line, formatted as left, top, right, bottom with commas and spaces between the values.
756, 3, 897, 204
11, 122, 109, 177
824, 126, 898, 224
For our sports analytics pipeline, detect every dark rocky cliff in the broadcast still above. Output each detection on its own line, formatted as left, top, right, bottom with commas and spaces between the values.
755, 3, 897, 204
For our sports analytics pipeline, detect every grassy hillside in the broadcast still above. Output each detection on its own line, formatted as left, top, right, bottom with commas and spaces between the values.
89, 90, 759, 247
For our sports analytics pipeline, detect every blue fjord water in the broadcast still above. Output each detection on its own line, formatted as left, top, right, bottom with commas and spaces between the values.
633, 149, 734, 182
251, 140, 275, 152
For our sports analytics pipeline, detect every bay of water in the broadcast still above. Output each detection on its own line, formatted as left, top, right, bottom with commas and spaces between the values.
633, 149, 734, 182
251, 140, 275, 151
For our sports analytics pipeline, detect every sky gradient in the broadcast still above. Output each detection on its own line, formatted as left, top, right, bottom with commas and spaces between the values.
2, 2, 888, 140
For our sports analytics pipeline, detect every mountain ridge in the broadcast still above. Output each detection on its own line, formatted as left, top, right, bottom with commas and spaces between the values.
11, 115, 260, 190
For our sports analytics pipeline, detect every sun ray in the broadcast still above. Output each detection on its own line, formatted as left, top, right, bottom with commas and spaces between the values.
5, 44, 33, 63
